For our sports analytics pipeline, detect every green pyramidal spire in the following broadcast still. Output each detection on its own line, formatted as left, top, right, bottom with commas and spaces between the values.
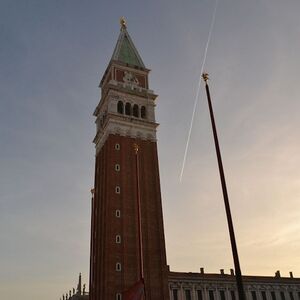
111, 17, 146, 68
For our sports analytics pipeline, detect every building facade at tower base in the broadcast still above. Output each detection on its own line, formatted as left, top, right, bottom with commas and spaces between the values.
168, 270, 300, 300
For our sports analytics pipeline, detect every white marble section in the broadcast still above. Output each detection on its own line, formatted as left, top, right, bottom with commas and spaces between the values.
94, 89, 158, 153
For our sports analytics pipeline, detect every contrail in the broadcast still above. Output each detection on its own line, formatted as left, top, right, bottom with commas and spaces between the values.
179, 0, 219, 182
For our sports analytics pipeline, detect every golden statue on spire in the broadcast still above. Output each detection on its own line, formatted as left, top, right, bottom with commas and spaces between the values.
133, 143, 139, 154
120, 17, 127, 29
202, 72, 209, 82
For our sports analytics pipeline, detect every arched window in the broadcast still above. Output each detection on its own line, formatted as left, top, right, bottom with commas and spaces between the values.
117, 101, 124, 114
125, 102, 131, 115
133, 104, 139, 118
141, 106, 146, 119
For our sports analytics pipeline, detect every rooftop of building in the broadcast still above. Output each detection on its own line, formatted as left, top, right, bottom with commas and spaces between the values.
169, 269, 300, 284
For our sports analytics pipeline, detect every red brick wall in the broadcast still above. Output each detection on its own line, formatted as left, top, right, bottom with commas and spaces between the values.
90, 134, 169, 300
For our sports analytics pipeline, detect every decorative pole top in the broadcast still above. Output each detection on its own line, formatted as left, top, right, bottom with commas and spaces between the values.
133, 143, 139, 154
202, 72, 209, 83
120, 17, 127, 29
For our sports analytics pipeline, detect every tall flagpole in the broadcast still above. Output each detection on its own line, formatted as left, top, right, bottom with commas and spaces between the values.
202, 73, 245, 300
134, 143, 145, 297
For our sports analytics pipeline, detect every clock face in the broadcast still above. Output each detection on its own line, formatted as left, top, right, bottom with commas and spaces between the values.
123, 71, 139, 86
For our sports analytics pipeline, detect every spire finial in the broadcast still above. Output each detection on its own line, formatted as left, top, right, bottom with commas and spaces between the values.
120, 17, 127, 29
202, 72, 209, 83
77, 272, 82, 295
133, 143, 139, 154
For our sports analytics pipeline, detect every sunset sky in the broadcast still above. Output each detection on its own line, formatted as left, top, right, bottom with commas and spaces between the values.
1, 1, 300, 299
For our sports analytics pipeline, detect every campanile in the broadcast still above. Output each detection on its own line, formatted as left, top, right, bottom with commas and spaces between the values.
89, 19, 170, 300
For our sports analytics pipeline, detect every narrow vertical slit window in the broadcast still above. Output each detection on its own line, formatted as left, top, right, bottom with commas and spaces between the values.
115, 143, 120, 150
115, 164, 120, 172
115, 210, 121, 218
116, 235, 121, 244
115, 186, 121, 194
116, 262, 121, 271
116, 293, 122, 300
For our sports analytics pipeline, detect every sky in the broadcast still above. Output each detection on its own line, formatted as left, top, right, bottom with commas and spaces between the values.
1, 0, 300, 299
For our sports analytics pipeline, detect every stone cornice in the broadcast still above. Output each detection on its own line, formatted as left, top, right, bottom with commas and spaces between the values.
94, 116, 157, 153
